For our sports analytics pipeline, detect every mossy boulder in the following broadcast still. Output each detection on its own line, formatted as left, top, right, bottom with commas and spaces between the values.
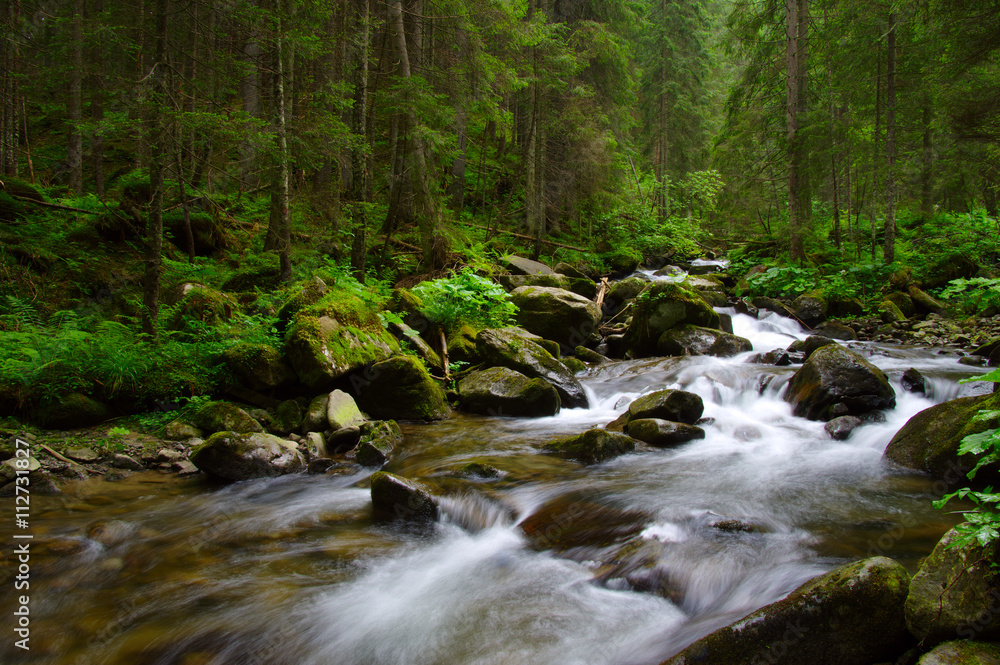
510, 286, 601, 351
387, 320, 443, 369
326, 389, 366, 430
623, 282, 721, 358
812, 321, 857, 341
162, 211, 227, 256
353, 420, 403, 467
190, 401, 263, 434
31, 394, 111, 430
906, 526, 1000, 645
190, 431, 305, 481
505, 255, 554, 276
167, 286, 237, 334
220, 263, 282, 292
499, 272, 572, 292
604, 276, 648, 317
222, 343, 296, 392
886, 291, 917, 317
270, 400, 302, 435
476, 327, 588, 408
2, 178, 45, 203
276, 276, 329, 327
917, 641, 1000, 665
370, 471, 438, 522
447, 324, 481, 365
0, 191, 27, 223
285, 315, 399, 390
545, 429, 636, 465
458, 366, 561, 417
884, 392, 1000, 485
784, 344, 896, 421
660, 557, 911, 665
626, 418, 705, 447
354, 355, 449, 421
909, 285, 950, 316
302, 393, 329, 432
627, 389, 705, 425
792, 290, 828, 327
879, 299, 907, 323
656, 325, 752, 358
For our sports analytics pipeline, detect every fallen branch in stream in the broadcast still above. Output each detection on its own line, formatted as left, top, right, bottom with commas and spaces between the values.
39, 444, 83, 467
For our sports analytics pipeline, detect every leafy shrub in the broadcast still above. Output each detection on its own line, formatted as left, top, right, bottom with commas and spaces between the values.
743, 266, 816, 298
939, 277, 1000, 314
412, 268, 517, 334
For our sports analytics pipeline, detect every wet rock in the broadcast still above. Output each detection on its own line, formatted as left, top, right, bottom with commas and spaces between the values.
354, 420, 403, 467
354, 355, 449, 421
627, 389, 704, 425
909, 285, 950, 316
302, 394, 329, 432
545, 429, 636, 465
270, 400, 302, 435
222, 343, 296, 392
285, 314, 399, 390
520, 496, 649, 550
901, 368, 926, 394
476, 328, 588, 408
959, 355, 987, 367
792, 291, 828, 327
307, 458, 335, 474
784, 344, 896, 421
657, 325, 752, 358
626, 418, 706, 447
326, 389, 365, 430
749, 349, 793, 366
752, 296, 797, 319
660, 557, 911, 665
883, 392, 1000, 485
370, 471, 438, 522
799, 335, 837, 359
112, 454, 143, 470
813, 321, 857, 341
906, 526, 1000, 645
623, 281, 721, 358
734, 300, 759, 318
86, 520, 139, 548
824, 415, 863, 441
655, 265, 684, 277
191, 401, 263, 434
324, 426, 361, 454
916, 641, 1000, 665
510, 285, 601, 350
304, 432, 325, 456
593, 537, 681, 602
462, 462, 502, 479
190, 431, 306, 482
574, 345, 610, 364
173, 460, 199, 475
458, 366, 560, 417
65, 447, 100, 462
879, 300, 907, 324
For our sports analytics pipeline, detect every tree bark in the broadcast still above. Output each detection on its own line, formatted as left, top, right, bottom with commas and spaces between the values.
785, 0, 804, 262
883, 11, 897, 264
142, 0, 168, 338
349, 0, 370, 281
268, 2, 292, 283
0, 0, 20, 176
68, 0, 84, 193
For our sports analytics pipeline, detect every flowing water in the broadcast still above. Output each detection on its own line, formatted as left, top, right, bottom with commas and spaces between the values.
4, 307, 991, 665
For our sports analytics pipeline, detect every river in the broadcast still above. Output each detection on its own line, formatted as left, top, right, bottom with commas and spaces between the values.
4, 305, 987, 665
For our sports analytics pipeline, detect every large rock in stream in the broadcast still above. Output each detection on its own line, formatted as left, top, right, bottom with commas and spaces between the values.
476, 328, 588, 408
784, 344, 896, 421
623, 281, 721, 358
883, 391, 1000, 484
370, 471, 438, 522
354, 355, 449, 421
906, 526, 1000, 645
285, 314, 399, 389
510, 285, 601, 350
656, 325, 752, 358
660, 557, 911, 665
190, 431, 306, 481
545, 429, 637, 465
608, 389, 705, 432
458, 366, 560, 417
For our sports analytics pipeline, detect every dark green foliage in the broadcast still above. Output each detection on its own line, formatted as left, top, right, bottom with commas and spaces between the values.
412, 269, 517, 335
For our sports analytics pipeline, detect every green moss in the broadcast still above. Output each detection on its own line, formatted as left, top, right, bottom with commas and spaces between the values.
356, 355, 449, 421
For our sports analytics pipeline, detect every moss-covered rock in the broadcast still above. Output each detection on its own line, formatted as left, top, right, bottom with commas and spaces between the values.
387, 320, 443, 369
167, 285, 237, 334
370, 471, 438, 522
792, 290, 828, 327
2, 178, 45, 203
270, 400, 302, 435
510, 285, 601, 351
220, 262, 282, 292
562, 357, 587, 374
302, 393, 329, 433
660, 557, 911, 665
458, 366, 560, 417
656, 325, 752, 358
354, 355, 449, 421
285, 315, 399, 389
545, 429, 636, 465
222, 343, 296, 392
164, 420, 202, 440
917, 641, 1000, 665
624, 281, 721, 358
575, 345, 610, 364
784, 344, 896, 421
886, 291, 917, 317
447, 323, 481, 365
883, 392, 1000, 484
626, 418, 705, 447
162, 211, 227, 256
190, 401, 263, 434
0, 191, 27, 223
276, 276, 329, 327
909, 285, 950, 316
879, 300, 907, 324
326, 389, 365, 430
604, 276, 648, 318
31, 394, 111, 430
190, 431, 305, 481
627, 389, 705, 425
354, 420, 403, 467
906, 526, 1000, 645
476, 327, 588, 408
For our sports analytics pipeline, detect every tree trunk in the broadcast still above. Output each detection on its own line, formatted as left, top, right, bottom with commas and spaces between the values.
785, 0, 804, 262
0, 0, 20, 176
349, 0, 370, 281
240, 12, 262, 191
883, 11, 897, 264
871, 39, 882, 260
68, 0, 84, 193
268, 3, 292, 283
90, 0, 105, 197
142, 0, 168, 338
920, 99, 934, 220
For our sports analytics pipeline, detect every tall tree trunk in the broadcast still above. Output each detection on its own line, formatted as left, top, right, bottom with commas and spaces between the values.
349, 0, 370, 281
142, 0, 168, 338
240, 11, 262, 191
268, 3, 292, 283
0, 0, 20, 176
90, 0, 105, 197
390, 0, 439, 269
871, 40, 882, 260
920, 99, 934, 220
884, 11, 897, 264
785, 0, 805, 262
68, 0, 84, 193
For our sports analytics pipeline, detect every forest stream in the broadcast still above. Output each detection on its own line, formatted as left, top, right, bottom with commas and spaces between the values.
4, 301, 990, 665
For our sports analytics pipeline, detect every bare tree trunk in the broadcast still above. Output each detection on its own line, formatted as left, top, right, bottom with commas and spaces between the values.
0, 0, 20, 176
142, 0, 168, 338
240, 7, 262, 191
871, 39, 882, 260
884, 11, 897, 264
349, 0, 370, 281
920, 99, 933, 220
786, 0, 804, 262
68, 0, 84, 193
90, 0, 105, 197
268, 2, 292, 283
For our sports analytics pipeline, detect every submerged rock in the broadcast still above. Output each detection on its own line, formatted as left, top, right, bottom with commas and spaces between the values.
792, 291, 828, 327
824, 415, 863, 441
545, 429, 636, 465
784, 344, 896, 421
660, 557, 911, 665
901, 367, 926, 394
626, 418, 705, 447
476, 328, 588, 408
190, 431, 306, 481
458, 366, 560, 417
370, 471, 438, 522
906, 526, 1000, 645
